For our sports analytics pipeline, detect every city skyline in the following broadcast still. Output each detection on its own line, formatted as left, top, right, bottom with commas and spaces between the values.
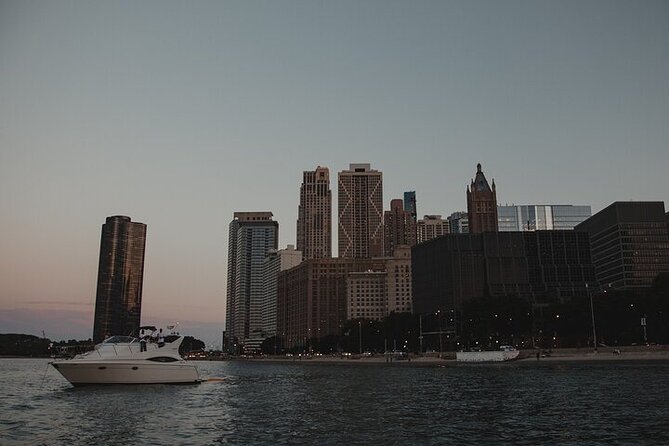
2, 1, 668, 345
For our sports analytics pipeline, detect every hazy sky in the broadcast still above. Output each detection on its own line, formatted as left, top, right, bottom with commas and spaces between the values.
1, 1, 667, 346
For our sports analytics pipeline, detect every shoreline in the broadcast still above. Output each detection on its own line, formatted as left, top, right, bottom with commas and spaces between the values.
218, 346, 669, 366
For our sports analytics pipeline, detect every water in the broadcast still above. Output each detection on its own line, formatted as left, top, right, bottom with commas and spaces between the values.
1, 358, 668, 445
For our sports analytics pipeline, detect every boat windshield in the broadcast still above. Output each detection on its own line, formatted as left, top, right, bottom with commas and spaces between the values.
102, 336, 137, 344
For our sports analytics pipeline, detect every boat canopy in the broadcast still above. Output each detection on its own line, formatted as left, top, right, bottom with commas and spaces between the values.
102, 336, 137, 344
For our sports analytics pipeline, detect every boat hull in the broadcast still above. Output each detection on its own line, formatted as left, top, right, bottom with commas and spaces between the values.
51, 360, 200, 385
456, 350, 520, 362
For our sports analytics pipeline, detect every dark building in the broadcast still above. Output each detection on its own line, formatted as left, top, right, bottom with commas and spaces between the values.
403, 191, 417, 223
575, 201, 669, 290
297, 166, 332, 260
412, 231, 595, 314
467, 163, 498, 233
384, 198, 417, 256
277, 257, 386, 349
93, 216, 147, 343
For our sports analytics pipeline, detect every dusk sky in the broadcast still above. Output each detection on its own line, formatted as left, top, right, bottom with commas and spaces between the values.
1, 1, 667, 346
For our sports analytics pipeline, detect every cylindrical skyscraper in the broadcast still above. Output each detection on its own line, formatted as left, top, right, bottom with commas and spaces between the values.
93, 216, 147, 343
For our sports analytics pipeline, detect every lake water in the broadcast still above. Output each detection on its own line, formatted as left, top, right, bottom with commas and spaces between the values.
1, 358, 668, 445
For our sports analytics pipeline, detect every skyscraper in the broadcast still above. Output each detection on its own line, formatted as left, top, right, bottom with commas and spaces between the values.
384, 198, 417, 256
467, 163, 498, 233
296, 166, 332, 260
403, 191, 417, 223
93, 216, 147, 343
338, 163, 383, 258
226, 212, 278, 349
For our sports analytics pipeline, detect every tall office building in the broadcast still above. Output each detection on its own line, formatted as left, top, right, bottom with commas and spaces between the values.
93, 216, 147, 343
417, 215, 450, 243
226, 212, 279, 349
404, 191, 417, 223
338, 163, 383, 258
498, 205, 591, 231
384, 199, 417, 256
404, 191, 418, 243
467, 163, 498, 233
575, 202, 669, 289
297, 166, 332, 260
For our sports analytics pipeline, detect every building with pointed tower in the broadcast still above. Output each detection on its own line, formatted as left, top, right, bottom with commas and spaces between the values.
467, 163, 498, 234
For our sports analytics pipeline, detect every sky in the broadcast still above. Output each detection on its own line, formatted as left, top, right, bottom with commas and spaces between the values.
1, 0, 668, 347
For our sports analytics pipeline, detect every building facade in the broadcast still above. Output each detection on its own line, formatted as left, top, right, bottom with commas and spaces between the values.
347, 245, 413, 320
575, 201, 669, 289
347, 271, 387, 321
412, 231, 595, 314
384, 198, 417, 256
498, 205, 591, 232
448, 211, 469, 234
385, 245, 413, 314
225, 212, 279, 349
277, 257, 386, 349
417, 215, 450, 243
260, 245, 302, 341
467, 163, 498, 233
93, 216, 147, 343
338, 163, 384, 258
296, 166, 332, 260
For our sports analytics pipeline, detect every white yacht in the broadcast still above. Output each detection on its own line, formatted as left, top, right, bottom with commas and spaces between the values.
50, 335, 200, 386
456, 345, 520, 362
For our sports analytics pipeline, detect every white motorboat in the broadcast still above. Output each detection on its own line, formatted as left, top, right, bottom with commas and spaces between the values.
456, 345, 520, 362
50, 335, 200, 386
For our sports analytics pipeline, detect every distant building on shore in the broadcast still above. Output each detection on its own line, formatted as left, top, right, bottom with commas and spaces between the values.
260, 245, 302, 341
412, 230, 595, 314
467, 163, 498, 234
575, 201, 669, 290
338, 163, 384, 258
93, 215, 147, 343
448, 211, 469, 234
297, 166, 332, 260
384, 198, 417, 256
498, 204, 591, 231
417, 215, 450, 243
225, 212, 278, 351
404, 191, 418, 225
277, 246, 412, 349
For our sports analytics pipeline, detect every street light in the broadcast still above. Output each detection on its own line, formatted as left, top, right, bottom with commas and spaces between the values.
586, 283, 598, 353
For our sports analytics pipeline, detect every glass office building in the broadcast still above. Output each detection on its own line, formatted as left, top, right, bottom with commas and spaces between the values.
498, 205, 591, 232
